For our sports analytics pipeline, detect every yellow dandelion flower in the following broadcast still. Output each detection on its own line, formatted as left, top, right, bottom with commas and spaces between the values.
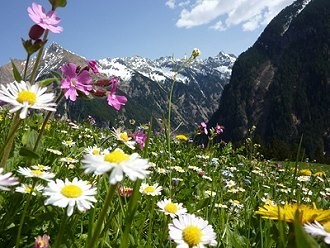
256, 203, 330, 224
175, 134, 189, 141
300, 169, 312, 176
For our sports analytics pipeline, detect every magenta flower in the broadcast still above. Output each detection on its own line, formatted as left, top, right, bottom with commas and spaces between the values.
87, 60, 99, 74
34, 234, 50, 248
61, 63, 92, 101
134, 131, 147, 149
215, 124, 224, 134
200, 122, 208, 135
107, 78, 127, 111
0, 168, 19, 191
28, 3, 63, 33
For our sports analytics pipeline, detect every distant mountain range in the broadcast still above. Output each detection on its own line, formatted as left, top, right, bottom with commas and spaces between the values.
208, 0, 330, 162
0, 43, 236, 132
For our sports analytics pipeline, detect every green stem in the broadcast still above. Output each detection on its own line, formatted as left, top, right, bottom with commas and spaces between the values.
29, 30, 49, 84
54, 212, 68, 248
86, 182, 117, 248
0, 113, 22, 169
33, 92, 64, 152
15, 181, 36, 248
146, 198, 155, 248
23, 54, 31, 81
120, 180, 142, 248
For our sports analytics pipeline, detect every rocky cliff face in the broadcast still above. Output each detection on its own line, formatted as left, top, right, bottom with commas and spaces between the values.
0, 44, 236, 132
208, 0, 330, 162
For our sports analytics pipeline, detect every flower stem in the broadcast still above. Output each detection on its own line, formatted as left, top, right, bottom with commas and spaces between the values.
29, 30, 49, 84
33, 92, 64, 152
86, 182, 117, 248
53, 212, 68, 248
15, 181, 36, 248
0, 113, 22, 170
120, 180, 142, 248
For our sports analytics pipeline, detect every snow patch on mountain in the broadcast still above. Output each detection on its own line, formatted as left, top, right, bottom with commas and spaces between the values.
281, 0, 312, 36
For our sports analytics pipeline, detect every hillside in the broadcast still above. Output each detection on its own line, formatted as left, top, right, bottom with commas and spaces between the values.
208, 0, 330, 162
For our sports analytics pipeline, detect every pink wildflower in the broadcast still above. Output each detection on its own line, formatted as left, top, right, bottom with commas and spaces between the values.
27, 3, 63, 33
215, 124, 224, 134
61, 63, 92, 101
200, 121, 208, 135
87, 60, 99, 74
107, 78, 127, 111
134, 131, 147, 149
34, 234, 50, 248
0, 168, 19, 191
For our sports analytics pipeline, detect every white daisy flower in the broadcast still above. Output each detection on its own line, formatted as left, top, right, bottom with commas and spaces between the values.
15, 183, 44, 195
112, 127, 136, 149
46, 148, 62, 155
304, 221, 330, 244
84, 146, 102, 155
168, 213, 217, 247
0, 168, 19, 191
139, 183, 162, 196
0, 80, 56, 119
82, 148, 150, 185
17, 166, 55, 181
62, 140, 75, 147
43, 177, 97, 216
157, 198, 187, 218
59, 157, 79, 164
205, 190, 217, 197
31, 164, 51, 171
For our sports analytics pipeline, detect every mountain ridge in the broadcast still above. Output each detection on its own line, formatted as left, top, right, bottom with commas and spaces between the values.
0, 43, 236, 133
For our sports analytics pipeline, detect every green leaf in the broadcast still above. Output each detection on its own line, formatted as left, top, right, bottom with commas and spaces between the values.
294, 210, 320, 248
19, 147, 39, 160
21, 128, 39, 148
49, 0, 67, 8
37, 78, 57, 87
11, 60, 22, 82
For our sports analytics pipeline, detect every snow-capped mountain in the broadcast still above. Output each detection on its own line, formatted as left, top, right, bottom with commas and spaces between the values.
0, 43, 236, 132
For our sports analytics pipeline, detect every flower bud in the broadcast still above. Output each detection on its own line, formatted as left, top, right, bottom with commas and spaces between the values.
92, 89, 107, 97
29, 24, 45, 40
95, 79, 111, 87
191, 48, 201, 59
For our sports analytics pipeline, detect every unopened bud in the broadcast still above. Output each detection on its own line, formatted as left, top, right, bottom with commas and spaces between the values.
191, 48, 201, 59
92, 89, 107, 97
95, 79, 111, 87
29, 24, 45, 40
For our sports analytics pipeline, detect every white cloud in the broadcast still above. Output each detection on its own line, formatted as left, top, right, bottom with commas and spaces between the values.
174, 0, 295, 31
166, 0, 176, 9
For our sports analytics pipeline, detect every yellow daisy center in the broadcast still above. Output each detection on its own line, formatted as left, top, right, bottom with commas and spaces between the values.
104, 149, 130, 163
182, 225, 202, 246
324, 222, 330, 232
164, 202, 178, 214
119, 132, 130, 142
31, 170, 43, 176
24, 186, 32, 193
16, 90, 37, 104
61, 184, 83, 198
143, 186, 155, 193
92, 149, 100, 155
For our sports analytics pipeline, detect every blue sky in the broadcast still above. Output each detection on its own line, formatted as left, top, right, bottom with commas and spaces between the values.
0, 0, 295, 65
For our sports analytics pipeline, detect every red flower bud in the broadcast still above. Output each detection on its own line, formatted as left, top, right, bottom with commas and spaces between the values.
29, 24, 45, 40
95, 79, 111, 87
92, 89, 107, 97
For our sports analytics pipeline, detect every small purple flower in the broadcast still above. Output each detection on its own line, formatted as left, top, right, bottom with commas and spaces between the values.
215, 124, 224, 134
107, 78, 127, 111
200, 122, 208, 135
61, 63, 92, 101
28, 3, 63, 33
0, 168, 19, 191
87, 60, 99, 74
134, 131, 147, 149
